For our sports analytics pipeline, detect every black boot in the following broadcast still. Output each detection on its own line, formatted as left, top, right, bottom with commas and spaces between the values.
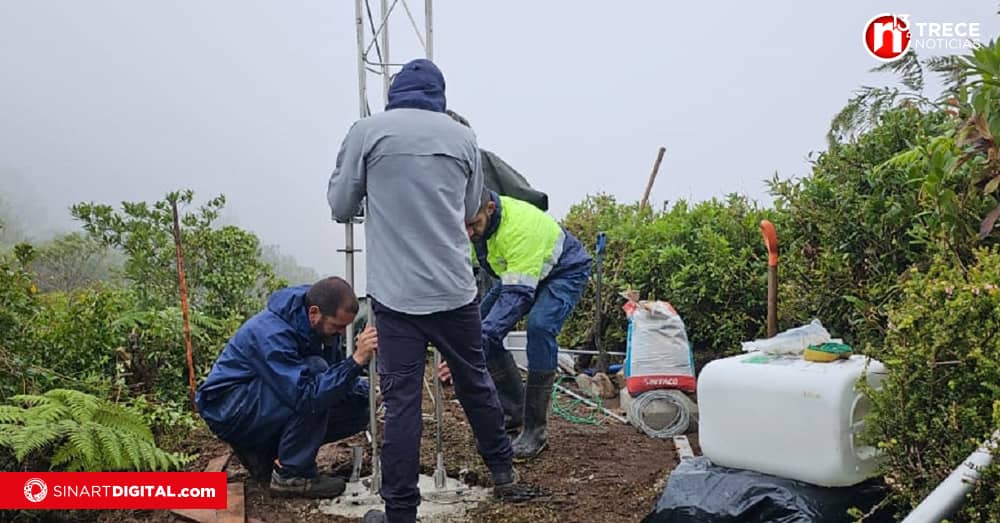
232, 445, 274, 484
511, 370, 555, 460
486, 351, 524, 432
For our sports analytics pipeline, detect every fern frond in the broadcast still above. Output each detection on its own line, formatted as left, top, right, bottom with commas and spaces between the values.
829, 87, 900, 144
66, 424, 100, 470
50, 444, 72, 468
10, 422, 64, 462
1, 388, 184, 472
30, 403, 72, 424
871, 50, 925, 92
9, 394, 52, 408
91, 423, 126, 470
92, 403, 153, 442
120, 430, 144, 471
0, 405, 26, 424
927, 55, 971, 95
51, 389, 100, 422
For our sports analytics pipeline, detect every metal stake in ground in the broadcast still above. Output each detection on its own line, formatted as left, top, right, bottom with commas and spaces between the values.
366, 298, 381, 494
432, 348, 446, 489
593, 232, 609, 373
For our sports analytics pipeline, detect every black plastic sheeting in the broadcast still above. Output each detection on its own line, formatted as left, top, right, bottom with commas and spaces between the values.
642, 457, 895, 523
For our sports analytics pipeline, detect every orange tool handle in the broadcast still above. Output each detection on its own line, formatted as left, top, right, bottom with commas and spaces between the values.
760, 220, 778, 267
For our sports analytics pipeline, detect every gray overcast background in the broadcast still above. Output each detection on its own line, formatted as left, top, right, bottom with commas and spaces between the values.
1, 1, 997, 291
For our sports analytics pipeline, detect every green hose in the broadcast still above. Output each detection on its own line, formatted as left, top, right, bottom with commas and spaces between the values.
551, 375, 605, 425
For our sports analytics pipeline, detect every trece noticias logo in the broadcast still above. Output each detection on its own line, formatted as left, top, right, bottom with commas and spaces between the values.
864, 13, 982, 62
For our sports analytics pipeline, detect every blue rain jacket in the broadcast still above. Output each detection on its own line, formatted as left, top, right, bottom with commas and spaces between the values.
195, 285, 366, 442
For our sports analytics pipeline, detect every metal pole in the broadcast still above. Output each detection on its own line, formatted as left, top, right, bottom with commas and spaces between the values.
432, 349, 446, 489
422, 0, 445, 491
354, 0, 379, 495
506, 347, 627, 358
425, 0, 433, 60
367, 300, 380, 494
593, 232, 608, 373
347, 0, 368, 359
902, 430, 998, 523
380, 0, 391, 104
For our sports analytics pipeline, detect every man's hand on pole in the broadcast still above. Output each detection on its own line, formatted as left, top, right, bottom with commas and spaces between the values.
437, 360, 452, 384
352, 325, 378, 366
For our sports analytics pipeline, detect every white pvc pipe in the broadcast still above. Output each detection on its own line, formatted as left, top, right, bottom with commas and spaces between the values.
901, 429, 998, 523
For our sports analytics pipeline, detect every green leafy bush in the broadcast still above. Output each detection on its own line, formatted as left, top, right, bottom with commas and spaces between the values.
560, 194, 777, 366
0, 252, 48, 398
111, 305, 230, 406
0, 389, 192, 472
862, 249, 1000, 521
71, 190, 283, 319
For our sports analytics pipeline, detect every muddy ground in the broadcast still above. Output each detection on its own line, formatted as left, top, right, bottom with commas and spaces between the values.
97, 370, 692, 523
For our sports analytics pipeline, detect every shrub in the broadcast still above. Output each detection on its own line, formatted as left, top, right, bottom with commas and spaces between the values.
862, 248, 1000, 522
560, 194, 778, 366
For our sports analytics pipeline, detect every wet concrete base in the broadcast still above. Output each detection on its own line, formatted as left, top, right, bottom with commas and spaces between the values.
317, 474, 490, 521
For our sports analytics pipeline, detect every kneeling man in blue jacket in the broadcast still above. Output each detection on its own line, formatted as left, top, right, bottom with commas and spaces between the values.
196, 276, 377, 498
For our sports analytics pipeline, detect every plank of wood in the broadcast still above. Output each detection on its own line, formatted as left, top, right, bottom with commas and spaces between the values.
216, 482, 245, 523
170, 509, 217, 523
204, 451, 232, 473
673, 435, 695, 460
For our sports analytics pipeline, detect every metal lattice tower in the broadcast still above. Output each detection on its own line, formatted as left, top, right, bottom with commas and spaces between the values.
343, 0, 433, 356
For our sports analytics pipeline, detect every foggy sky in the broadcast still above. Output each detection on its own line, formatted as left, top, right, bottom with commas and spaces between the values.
1, 1, 996, 292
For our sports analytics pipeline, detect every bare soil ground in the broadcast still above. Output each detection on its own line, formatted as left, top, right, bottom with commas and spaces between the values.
95, 369, 692, 523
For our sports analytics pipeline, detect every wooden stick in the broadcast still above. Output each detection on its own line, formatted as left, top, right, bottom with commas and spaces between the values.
760, 220, 779, 338
673, 435, 695, 460
639, 147, 666, 211
170, 197, 197, 413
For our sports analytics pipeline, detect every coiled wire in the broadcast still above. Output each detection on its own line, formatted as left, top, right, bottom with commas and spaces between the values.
627, 389, 691, 439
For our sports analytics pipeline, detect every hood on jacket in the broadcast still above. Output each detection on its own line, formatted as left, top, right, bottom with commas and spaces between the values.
385, 58, 446, 112
266, 284, 314, 340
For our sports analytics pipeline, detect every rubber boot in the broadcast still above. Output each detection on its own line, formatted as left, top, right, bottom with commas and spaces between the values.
486, 351, 525, 432
511, 370, 555, 461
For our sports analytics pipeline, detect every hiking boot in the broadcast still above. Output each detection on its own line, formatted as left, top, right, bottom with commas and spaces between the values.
511, 370, 555, 461
491, 467, 520, 498
231, 446, 274, 484
486, 351, 525, 432
363, 509, 386, 523
269, 467, 346, 498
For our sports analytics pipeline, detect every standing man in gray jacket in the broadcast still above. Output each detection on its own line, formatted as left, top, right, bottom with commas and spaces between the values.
327, 58, 515, 523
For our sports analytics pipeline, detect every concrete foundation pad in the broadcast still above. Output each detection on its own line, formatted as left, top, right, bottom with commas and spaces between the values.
318, 474, 490, 521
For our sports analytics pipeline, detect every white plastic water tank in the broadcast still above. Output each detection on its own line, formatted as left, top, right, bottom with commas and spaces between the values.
697, 352, 887, 487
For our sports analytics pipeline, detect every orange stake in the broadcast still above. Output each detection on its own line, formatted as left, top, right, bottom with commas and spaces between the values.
171, 198, 197, 413
760, 220, 779, 338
